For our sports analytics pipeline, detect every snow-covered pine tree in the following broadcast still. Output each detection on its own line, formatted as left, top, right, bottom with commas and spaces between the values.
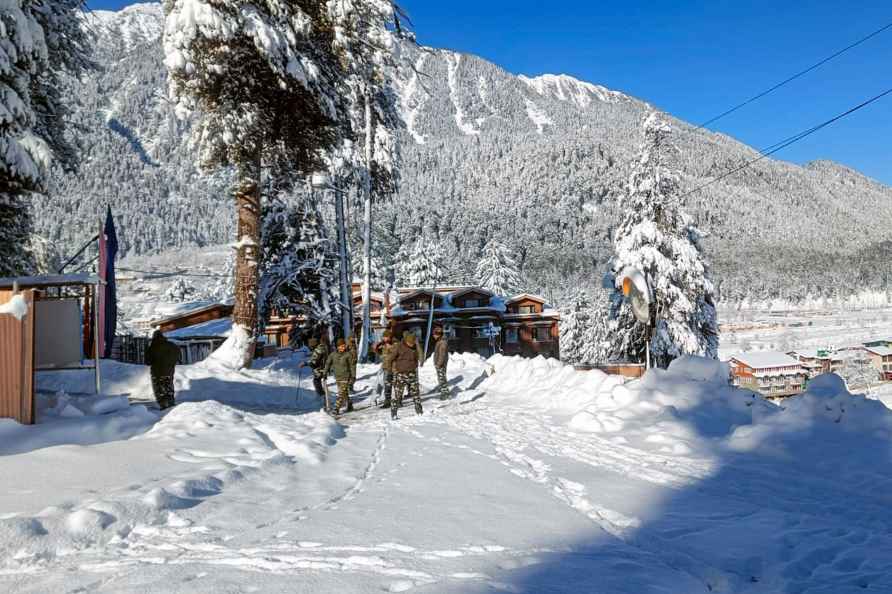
0, 0, 89, 276
326, 0, 404, 360
559, 290, 589, 364
578, 291, 612, 364
397, 238, 446, 287
163, 0, 392, 366
607, 112, 718, 368
475, 238, 524, 295
258, 197, 339, 339
163, 278, 198, 302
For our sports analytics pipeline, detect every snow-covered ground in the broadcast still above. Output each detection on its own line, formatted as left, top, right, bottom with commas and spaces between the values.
3, 349, 892, 593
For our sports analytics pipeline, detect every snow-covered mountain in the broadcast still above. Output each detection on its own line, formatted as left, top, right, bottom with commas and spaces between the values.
38, 3, 892, 304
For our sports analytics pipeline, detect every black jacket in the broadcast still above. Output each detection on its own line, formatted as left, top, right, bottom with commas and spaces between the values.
146, 335, 180, 376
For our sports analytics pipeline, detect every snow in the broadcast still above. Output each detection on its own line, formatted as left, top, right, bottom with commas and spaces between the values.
730, 351, 802, 369
166, 316, 232, 339
4, 352, 892, 593
523, 98, 552, 134
445, 52, 479, 136
0, 294, 28, 320
864, 345, 892, 356
518, 73, 628, 106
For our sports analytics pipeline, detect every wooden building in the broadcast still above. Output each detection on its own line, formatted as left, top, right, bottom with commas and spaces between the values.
389, 286, 560, 359
863, 346, 892, 381
728, 352, 806, 398
788, 349, 844, 378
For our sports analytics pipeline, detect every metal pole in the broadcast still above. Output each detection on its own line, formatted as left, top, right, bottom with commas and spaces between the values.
333, 185, 352, 340
423, 276, 438, 360
94, 282, 101, 394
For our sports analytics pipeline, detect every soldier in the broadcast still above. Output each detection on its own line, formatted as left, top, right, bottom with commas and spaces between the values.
391, 330, 423, 420
324, 338, 354, 416
145, 330, 180, 410
300, 337, 329, 406
432, 325, 450, 399
346, 335, 358, 392
374, 331, 397, 408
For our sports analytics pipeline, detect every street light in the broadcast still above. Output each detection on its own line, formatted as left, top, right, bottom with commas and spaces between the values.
311, 172, 353, 341
616, 266, 654, 369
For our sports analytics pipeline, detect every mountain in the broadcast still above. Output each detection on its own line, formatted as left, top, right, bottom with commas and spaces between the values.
37, 3, 892, 305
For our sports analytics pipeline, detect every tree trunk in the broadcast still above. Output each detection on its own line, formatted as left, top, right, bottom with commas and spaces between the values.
232, 155, 262, 368
359, 91, 374, 362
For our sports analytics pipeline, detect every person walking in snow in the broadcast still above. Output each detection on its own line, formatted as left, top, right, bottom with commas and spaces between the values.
432, 326, 450, 400
391, 330, 423, 419
346, 335, 358, 392
300, 337, 329, 404
145, 330, 180, 410
324, 338, 355, 415
374, 331, 397, 408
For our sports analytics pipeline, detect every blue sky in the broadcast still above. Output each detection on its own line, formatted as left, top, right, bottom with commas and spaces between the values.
91, 1, 892, 185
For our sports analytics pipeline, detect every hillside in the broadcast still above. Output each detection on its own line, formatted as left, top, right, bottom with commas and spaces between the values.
37, 3, 892, 304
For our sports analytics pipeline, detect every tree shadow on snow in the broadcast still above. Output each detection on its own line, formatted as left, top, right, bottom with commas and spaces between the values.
458, 373, 892, 594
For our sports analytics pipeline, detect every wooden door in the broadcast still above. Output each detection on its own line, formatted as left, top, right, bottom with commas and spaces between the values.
0, 289, 36, 424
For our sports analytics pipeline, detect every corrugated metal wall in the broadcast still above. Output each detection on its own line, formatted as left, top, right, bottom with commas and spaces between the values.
0, 289, 35, 424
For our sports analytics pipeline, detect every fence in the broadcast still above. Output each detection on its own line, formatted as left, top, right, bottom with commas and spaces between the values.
112, 334, 150, 365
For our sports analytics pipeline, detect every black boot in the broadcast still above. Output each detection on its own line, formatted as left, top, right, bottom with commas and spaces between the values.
415, 402, 423, 415
346, 400, 354, 413
380, 399, 391, 409
391, 407, 398, 420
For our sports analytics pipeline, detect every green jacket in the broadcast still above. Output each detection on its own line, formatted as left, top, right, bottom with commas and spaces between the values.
308, 343, 329, 377
324, 350, 354, 381
433, 337, 449, 368
376, 341, 398, 373
146, 336, 179, 376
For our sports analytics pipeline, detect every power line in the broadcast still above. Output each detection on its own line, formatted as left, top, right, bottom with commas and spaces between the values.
696, 20, 892, 131
681, 86, 892, 200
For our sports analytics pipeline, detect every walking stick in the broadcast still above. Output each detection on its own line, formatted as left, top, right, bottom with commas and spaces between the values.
322, 377, 331, 413
296, 366, 303, 409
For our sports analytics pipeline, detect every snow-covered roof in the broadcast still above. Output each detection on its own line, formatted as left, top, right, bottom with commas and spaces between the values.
731, 352, 801, 369
864, 345, 892, 357
506, 293, 547, 304
166, 317, 232, 340
152, 302, 232, 326
789, 349, 842, 360
0, 274, 100, 288
449, 286, 494, 299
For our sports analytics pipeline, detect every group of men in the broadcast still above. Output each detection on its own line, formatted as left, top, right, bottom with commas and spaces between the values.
302, 325, 450, 419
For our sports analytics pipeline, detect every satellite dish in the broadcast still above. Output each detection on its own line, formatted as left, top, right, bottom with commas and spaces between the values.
617, 266, 651, 324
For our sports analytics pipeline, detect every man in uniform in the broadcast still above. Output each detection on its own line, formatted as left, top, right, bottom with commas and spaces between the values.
301, 337, 329, 406
374, 331, 397, 409
432, 326, 450, 399
324, 339, 354, 416
145, 330, 180, 410
391, 330, 423, 420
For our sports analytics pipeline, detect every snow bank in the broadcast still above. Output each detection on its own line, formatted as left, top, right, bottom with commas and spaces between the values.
0, 294, 29, 320
728, 373, 892, 453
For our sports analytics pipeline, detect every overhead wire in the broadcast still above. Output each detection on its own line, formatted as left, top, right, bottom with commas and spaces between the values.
696, 20, 892, 130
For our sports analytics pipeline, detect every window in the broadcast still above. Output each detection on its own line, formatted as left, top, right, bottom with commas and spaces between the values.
473, 327, 488, 339
533, 327, 550, 342
505, 328, 518, 343
518, 305, 536, 314
464, 299, 479, 308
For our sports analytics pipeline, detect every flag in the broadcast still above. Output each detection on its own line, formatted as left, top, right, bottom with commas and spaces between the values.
97, 206, 118, 359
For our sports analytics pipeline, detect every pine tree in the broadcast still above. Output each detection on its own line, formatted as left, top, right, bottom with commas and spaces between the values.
607, 112, 718, 368
162, 0, 395, 367
475, 239, 524, 295
258, 197, 339, 337
559, 290, 589, 364
397, 238, 446, 287
0, 0, 89, 276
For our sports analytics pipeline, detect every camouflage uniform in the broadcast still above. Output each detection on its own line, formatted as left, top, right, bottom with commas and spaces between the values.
151, 374, 175, 409
433, 334, 450, 400
391, 335, 423, 418
324, 348, 355, 414
308, 342, 329, 401
375, 339, 398, 407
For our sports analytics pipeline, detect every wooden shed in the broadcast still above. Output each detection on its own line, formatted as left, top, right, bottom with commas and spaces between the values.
0, 275, 102, 425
